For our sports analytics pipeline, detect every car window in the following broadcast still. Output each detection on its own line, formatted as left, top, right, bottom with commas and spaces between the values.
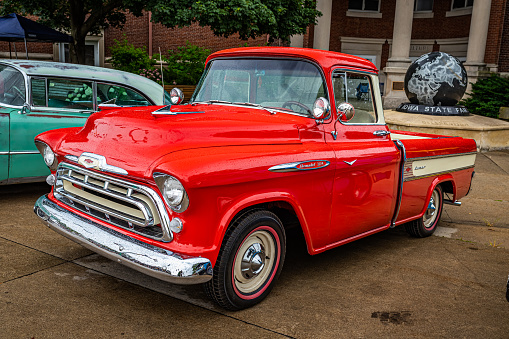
192, 59, 327, 117
332, 71, 377, 124
97, 83, 151, 106
0, 65, 26, 106
32, 78, 94, 110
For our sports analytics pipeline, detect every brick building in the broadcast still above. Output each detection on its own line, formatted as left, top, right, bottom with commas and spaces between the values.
0, 0, 506, 107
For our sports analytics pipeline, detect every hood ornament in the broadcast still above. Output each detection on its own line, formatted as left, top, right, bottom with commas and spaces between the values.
77, 152, 128, 175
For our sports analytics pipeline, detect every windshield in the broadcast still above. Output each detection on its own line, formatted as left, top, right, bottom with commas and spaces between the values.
0, 65, 26, 106
191, 59, 327, 116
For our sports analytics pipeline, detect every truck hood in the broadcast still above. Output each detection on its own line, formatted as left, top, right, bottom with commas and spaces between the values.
57, 104, 310, 177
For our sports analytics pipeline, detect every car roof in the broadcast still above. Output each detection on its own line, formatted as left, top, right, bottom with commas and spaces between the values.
0, 59, 166, 104
207, 47, 378, 74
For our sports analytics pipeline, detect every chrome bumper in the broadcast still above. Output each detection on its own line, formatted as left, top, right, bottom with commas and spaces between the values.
34, 195, 212, 284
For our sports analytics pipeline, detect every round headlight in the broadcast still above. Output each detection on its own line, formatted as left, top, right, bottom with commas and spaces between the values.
43, 146, 55, 167
163, 177, 185, 206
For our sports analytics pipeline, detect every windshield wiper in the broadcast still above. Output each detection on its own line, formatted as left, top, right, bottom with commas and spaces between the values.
232, 102, 262, 108
191, 100, 232, 105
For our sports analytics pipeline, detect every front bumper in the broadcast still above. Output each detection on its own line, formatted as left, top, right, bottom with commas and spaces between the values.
34, 194, 212, 284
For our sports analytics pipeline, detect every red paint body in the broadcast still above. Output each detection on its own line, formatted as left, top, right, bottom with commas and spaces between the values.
36, 48, 476, 267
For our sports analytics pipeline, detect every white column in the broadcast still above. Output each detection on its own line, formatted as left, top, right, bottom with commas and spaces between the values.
383, 0, 414, 108
466, 0, 492, 64
464, 0, 492, 92
313, 0, 332, 50
389, 0, 414, 63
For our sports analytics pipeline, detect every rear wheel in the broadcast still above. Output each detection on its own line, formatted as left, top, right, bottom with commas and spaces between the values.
205, 210, 286, 310
405, 185, 443, 238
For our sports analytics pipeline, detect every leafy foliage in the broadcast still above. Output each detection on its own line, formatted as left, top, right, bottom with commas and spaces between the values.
109, 38, 155, 74
461, 74, 509, 118
0, 0, 321, 63
143, 0, 320, 43
161, 43, 210, 85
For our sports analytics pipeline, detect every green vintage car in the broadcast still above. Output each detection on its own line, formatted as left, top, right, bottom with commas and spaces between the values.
0, 60, 170, 185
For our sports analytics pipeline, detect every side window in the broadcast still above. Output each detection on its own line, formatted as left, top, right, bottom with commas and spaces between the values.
333, 71, 377, 124
0, 65, 26, 106
96, 83, 151, 106
45, 78, 93, 110
31, 78, 47, 106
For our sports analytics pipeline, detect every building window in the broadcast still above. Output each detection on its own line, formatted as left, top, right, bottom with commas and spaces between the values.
59, 41, 99, 66
452, 0, 473, 9
414, 0, 433, 11
348, 0, 380, 11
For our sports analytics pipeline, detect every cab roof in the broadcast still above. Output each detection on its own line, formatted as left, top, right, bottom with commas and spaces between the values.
207, 47, 378, 74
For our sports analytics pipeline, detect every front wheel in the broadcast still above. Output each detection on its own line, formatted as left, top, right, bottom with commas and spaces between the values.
205, 210, 286, 310
405, 185, 443, 238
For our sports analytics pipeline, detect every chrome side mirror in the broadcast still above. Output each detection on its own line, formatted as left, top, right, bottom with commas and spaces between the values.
312, 97, 330, 119
170, 88, 184, 105
19, 102, 30, 115
337, 102, 355, 122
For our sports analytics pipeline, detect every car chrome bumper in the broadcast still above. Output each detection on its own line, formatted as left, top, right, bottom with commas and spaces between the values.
34, 194, 212, 284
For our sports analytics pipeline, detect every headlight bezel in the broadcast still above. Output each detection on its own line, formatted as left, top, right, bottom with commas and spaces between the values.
35, 141, 58, 171
153, 172, 189, 213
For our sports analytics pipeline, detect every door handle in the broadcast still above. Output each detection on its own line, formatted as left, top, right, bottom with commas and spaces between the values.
373, 130, 390, 137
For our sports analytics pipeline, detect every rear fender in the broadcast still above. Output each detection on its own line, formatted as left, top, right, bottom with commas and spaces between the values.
416, 174, 455, 219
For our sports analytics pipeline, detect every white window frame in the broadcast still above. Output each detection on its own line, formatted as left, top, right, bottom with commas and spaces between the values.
59, 41, 100, 66
348, 0, 381, 12
414, 0, 434, 12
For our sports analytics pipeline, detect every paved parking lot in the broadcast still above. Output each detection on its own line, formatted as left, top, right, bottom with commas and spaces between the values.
1, 151, 509, 338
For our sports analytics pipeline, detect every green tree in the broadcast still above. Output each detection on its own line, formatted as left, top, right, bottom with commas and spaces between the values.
0, 0, 321, 64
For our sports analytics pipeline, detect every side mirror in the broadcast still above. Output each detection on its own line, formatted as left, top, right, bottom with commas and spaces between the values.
312, 97, 330, 119
337, 102, 355, 122
170, 88, 184, 105
19, 102, 30, 115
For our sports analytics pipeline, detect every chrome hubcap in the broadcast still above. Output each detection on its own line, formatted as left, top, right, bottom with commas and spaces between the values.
241, 243, 266, 279
423, 190, 440, 228
234, 230, 276, 294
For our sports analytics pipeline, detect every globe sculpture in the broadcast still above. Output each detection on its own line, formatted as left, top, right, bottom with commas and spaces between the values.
397, 52, 469, 115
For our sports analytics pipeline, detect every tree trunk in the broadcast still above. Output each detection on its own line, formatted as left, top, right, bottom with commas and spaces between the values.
69, 37, 87, 64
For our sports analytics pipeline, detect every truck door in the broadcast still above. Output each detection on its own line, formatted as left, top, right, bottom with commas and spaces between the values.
325, 70, 400, 244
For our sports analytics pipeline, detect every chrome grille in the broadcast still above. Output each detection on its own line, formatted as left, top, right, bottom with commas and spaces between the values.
54, 162, 172, 242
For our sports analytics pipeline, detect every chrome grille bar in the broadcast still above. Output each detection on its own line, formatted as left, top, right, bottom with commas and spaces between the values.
54, 162, 173, 242
58, 171, 154, 226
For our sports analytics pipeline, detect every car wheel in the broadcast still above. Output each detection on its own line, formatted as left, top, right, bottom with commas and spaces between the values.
205, 210, 286, 310
405, 185, 443, 238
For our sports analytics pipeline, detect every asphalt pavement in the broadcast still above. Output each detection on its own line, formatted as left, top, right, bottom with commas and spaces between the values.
1, 151, 509, 338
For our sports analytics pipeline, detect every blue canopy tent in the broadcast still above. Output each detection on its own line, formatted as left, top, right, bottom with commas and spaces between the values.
0, 13, 73, 59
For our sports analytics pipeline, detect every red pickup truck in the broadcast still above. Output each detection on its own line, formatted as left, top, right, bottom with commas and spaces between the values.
34, 47, 476, 310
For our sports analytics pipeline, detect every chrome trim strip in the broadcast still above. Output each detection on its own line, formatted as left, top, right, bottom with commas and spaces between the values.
269, 160, 330, 172
78, 152, 128, 176
391, 140, 406, 228
34, 195, 211, 284
1, 151, 40, 155
403, 165, 475, 182
407, 151, 477, 162
65, 154, 79, 162
56, 162, 173, 242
